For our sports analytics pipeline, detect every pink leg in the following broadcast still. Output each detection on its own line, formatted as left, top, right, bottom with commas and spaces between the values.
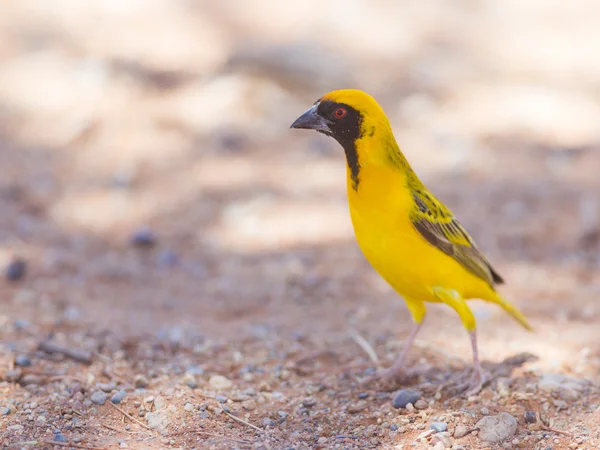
465, 329, 488, 396
360, 322, 423, 384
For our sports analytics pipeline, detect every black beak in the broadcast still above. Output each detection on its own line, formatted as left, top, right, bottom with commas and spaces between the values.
290, 104, 331, 132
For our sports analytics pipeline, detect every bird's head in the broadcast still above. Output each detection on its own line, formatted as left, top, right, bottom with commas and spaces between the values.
290, 89, 390, 147
291, 89, 397, 188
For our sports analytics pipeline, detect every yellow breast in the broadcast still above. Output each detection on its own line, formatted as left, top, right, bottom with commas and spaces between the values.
346, 164, 473, 302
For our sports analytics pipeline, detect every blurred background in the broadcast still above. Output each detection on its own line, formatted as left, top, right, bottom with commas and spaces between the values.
1, 0, 600, 445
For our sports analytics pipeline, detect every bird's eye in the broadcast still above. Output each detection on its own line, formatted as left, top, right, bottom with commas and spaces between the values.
334, 108, 347, 119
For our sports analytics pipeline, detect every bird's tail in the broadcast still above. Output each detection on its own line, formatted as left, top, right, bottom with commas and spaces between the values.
490, 291, 533, 331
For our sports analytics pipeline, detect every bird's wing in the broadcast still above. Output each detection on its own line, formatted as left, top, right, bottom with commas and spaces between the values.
410, 189, 504, 286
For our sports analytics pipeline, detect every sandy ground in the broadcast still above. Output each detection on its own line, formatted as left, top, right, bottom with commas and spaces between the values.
1, 1, 600, 449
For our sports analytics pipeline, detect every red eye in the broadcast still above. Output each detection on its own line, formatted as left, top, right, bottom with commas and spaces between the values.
334, 108, 347, 118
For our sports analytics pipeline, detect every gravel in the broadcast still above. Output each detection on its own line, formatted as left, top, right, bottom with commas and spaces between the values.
392, 389, 421, 409
15, 355, 32, 367
110, 390, 127, 404
476, 412, 517, 443
5, 258, 26, 281
430, 422, 447, 433
90, 391, 108, 405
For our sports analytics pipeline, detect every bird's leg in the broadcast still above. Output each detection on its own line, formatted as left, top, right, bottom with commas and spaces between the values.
360, 322, 422, 385
464, 329, 489, 396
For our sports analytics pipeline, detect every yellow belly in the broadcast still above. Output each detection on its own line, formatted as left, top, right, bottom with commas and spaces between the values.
346, 165, 489, 302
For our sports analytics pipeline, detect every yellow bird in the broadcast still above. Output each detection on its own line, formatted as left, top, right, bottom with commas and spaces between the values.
291, 89, 532, 395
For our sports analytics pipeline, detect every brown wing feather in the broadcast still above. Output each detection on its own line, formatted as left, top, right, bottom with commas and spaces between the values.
411, 191, 504, 287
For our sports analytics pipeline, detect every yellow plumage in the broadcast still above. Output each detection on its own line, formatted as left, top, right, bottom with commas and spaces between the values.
291, 89, 532, 394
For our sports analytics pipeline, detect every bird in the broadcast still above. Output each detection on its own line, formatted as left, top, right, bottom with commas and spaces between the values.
290, 89, 532, 395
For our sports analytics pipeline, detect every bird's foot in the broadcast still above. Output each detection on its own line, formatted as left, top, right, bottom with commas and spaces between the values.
459, 366, 490, 397
359, 363, 425, 387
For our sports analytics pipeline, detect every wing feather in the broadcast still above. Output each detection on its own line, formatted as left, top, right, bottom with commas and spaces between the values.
411, 190, 504, 286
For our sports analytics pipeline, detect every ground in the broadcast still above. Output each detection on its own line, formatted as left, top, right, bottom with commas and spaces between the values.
1, 1, 600, 449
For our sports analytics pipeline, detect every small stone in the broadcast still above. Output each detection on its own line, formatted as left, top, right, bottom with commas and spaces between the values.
317, 437, 327, 445
358, 392, 369, 399
302, 397, 317, 407
209, 375, 232, 391
199, 411, 209, 419
390, 424, 398, 431
184, 403, 194, 412
392, 389, 421, 409
53, 431, 68, 443
15, 355, 32, 367
481, 407, 489, 415
432, 432, 453, 447
134, 374, 149, 388
157, 250, 179, 268
111, 390, 127, 404
432, 441, 445, 450
523, 411, 535, 424
36, 415, 46, 424
431, 422, 448, 433
454, 425, 469, 438
215, 395, 228, 404
96, 382, 116, 392
6, 258, 26, 281
262, 417, 276, 427
415, 399, 428, 410
476, 412, 517, 443
242, 399, 257, 411
14, 319, 30, 330
4, 369, 22, 382
119, 442, 129, 448
90, 391, 108, 405
277, 411, 288, 419
182, 373, 197, 389
146, 411, 170, 431
538, 373, 586, 401
347, 400, 367, 413
130, 227, 156, 248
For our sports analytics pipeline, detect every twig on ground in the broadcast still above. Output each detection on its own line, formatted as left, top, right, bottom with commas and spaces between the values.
101, 423, 134, 434
348, 327, 380, 367
38, 341, 93, 365
42, 440, 108, 450
109, 401, 153, 431
541, 425, 573, 437
165, 429, 252, 444
220, 404, 262, 433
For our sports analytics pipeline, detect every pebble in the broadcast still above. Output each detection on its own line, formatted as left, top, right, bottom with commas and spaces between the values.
184, 403, 194, 412
538, 373, 586, 401
53, 431, 68, 443
431, 422, 448, 433
4, 369, 22, 382
302, 397, 317, 407
432, 432, 453, 447
476, 412, 517, 443
129, 227, 157, 248
15, 354, 32, 367
146, 411, 170, 431
524, 411, 536, 423
5, 258, 27, 281
432, 441, 445, 450
390, 424, 398, 431
96, 382, 116, 392
215, 395, 228, 404
454, 425, 469, 438
36, 415, 46, 424
480, 407, 490, 415
1, 407, 11, 416
134, 374, 149, 388
90, 391, 108, 405
262, 417, 276, 427
209, 375, 232, 391
157, 250, 179, 268
111, 390, 127, 404
358, 392, 369, 399
414, 399, 428, 410
392, 389, 421, 409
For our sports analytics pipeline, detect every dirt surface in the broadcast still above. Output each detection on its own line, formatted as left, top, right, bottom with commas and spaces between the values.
1, 1, 600, 449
